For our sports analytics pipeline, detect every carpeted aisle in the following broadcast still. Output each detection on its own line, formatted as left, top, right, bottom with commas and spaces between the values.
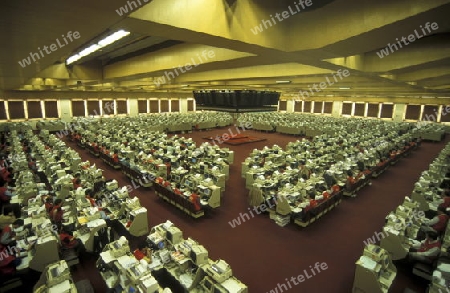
63, 128, 449, 293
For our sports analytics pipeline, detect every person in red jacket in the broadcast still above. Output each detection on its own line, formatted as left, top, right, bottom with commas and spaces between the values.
50, 199, 64, 228
0, 244, 21, 275
112, 150, 119, 164
189, 190, 201, 212
59, 229, 81, 253
44, 196, 54, 213
73, 178, 82, 190
0, 219, 23, 246
408, 231, 441, 264
0, 181, 13, 204
422, 205, 449, 235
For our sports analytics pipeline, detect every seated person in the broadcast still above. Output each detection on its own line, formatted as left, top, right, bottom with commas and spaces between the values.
27, 157, 37, 173
73, 178, 82, 190
59, 229, 82, 254
50, 199, 64, 228
1, 167, 15, 186
0, 206, 16, 230
408, 231, 441, 264
0, 181, 14, 203
421, 206, 449, 235
44, 196, 54, 213
0, 219, 24, 247
112, 151, 119, 164
437, 189, 450, 211
189, 189, 201, 211
71, 173, 81, 186
173, 183, 182, 195
346, 170, 357, 188
0, 244, 22, 275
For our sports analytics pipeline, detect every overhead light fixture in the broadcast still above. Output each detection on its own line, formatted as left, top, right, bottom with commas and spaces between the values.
339, 87, 351, 90
66, 29, 130, 65
276, 80, 291, 84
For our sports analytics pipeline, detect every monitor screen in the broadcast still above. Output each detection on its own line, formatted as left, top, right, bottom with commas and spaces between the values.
184, 180, 190, 187
204, 278, 213, 289
190, 250, 197, 263
192, 158, 197, 164
204, 188, 211, 196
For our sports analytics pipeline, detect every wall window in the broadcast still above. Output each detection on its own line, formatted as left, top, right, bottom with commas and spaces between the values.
404, 104, 421, 120
150, 100, 159, 113
313, 101, 323, 114
160, 100, 169, 112
87, 100, 100, 116
71, 100, 85, 117
102, 100, 115, 115
294, 101, 302, 112
44, 101, 59, 118
422, 105, 439, 122
354, 103, 365, 117
323, 102, 333, 114
342, 102, 353, 116
138, 100, 148, 114
187, 99, 195, 112
116, 100, 127, 115
380, 103, 394, 119
441, 105, 450, 122
171, 99, 180, 112
278, 100, 287, 111
27, 101, 43, 119
367, 103, 379, 118
8, 101, 25, 119
303, 101, 312, 113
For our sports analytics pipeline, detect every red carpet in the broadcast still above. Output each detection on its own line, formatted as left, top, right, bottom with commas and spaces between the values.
63, 128, 449, 293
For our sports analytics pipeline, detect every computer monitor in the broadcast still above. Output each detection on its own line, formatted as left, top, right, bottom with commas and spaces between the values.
184, 179, 191, 188
202, 277, 215, 291
190, 245, 208, 265
191, 157, 197, 164
166, 226, 183, 245
173, 175, 181, 183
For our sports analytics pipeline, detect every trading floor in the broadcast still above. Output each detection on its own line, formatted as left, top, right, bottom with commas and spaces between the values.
59, 127, 447, 293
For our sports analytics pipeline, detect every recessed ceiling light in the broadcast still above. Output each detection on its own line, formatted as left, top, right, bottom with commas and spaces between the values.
276, 80, 291, 84
66, 30, 130, 65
